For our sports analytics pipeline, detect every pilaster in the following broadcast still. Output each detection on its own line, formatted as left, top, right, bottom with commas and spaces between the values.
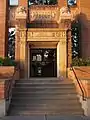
15, 5, 27, 78
59, 37, 67, 77
19, 29, 27, 78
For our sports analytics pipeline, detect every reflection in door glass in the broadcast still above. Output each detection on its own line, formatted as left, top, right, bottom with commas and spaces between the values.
30, 49, 57, 77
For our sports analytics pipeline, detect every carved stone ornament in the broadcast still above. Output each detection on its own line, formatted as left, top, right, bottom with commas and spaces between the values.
58, 7, 80, 23
60, 7, 72, 20
15, 6, 27, 20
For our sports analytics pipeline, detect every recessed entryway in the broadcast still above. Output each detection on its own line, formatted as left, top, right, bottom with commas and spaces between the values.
30, 48, 57, 77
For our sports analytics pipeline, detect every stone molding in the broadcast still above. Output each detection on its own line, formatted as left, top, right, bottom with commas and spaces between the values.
27, 29, 66, 40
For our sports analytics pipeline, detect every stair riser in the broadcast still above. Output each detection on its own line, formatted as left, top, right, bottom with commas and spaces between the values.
12, 94, 77, 98
16, 82, 72, 84
15, 84, 75, 88
9, 107, 83, 111
12, 97, 78, 100
11, 100, 80, 105
8, 79, 84, 116
8, 110, 83, 116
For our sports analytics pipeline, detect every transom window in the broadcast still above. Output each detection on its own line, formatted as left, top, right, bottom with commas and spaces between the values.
28, 0, 57, 6
9, 0, 18, 6
67, 0, 77, 6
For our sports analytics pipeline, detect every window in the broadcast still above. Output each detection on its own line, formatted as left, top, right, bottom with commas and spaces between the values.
9, 0, 18, 6
67, 0, 77, 6
28, 0, 57, 6
8, 28, 16, 60
72, 21, 80, 58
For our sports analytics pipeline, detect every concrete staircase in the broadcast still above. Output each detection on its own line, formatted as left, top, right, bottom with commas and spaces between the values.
8, 78, 84, 116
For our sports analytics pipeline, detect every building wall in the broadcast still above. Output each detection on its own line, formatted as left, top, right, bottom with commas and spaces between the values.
0, 0, 8, 58
79, 0, 90, 57
2, 0, 90, 58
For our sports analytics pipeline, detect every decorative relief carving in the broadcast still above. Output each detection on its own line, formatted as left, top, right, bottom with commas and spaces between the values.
16, 6, 27, 14
30, 9, 58, 22
15, 6, 27, 19
20, 31, 26, 38
58, 6, 80, 23
27, 31, 66, 39
58, 7, 72, 23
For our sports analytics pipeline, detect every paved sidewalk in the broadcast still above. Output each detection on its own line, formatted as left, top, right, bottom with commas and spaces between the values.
0, 116, 89, 120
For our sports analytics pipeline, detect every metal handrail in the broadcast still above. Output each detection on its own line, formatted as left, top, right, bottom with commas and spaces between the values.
70, 65, 86, 101
5, 65, 19, 101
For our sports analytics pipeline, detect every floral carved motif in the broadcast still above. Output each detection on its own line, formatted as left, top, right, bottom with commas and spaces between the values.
15, 6, 27, 19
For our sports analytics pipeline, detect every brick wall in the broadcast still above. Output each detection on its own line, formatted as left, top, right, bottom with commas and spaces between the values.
68, 67, 90, 98
79, 0, 90, 57
0, 0, 8, 58
58, 0, 67, 7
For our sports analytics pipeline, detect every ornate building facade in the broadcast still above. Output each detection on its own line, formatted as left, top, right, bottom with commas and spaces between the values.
0, 0, 89, 78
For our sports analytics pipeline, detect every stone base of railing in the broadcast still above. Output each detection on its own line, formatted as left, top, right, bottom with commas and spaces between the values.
78, 94, 90, 116
0, 99, 5, 117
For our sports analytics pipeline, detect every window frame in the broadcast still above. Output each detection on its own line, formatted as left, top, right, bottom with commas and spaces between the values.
28, 0, 58, 6
67, 0, 77, 7
9, 0, 19, 6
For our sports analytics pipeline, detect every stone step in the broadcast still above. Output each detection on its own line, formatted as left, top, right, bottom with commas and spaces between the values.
13, 93, 77, 99
11, 99, 80, 105
10, 102, 81, 107
16, 80, 72, 84
8, 78, 83, 116
8, 109, 84, 116
13, 87, 76, 93
15, 83, 75, 88
12, 91, 77, 96
3, 116, 86, 120
12, 94, 78, 99
9, 105, 82, 111
11, 104, 82, 110
13, 87, 75, 92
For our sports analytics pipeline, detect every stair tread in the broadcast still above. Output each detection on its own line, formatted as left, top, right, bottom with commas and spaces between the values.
8, 78, 83, 116
16, 81, 73, 84
9, 107, 83, 111
12, 94, 77, 97
9, 110, 84, 115
12, 96, 78, 99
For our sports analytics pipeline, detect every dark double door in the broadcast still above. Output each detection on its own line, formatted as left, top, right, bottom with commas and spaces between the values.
30, 48, 57, 77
